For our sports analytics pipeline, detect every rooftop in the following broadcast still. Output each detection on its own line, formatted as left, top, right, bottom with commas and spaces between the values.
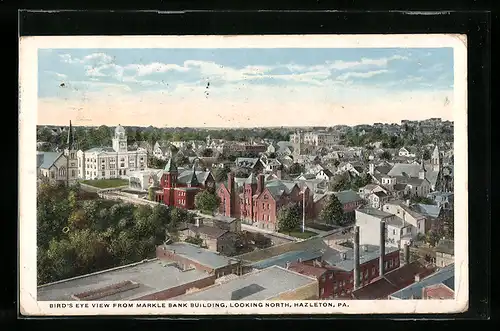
249, 250, 324, 270
170, 266, 317, 300
389, 264, 455, 300
356, 207, 394, 219
160, 242, 239, 269
351, 261, 436, 300
37, 259, 211, 301
212, 215, 238, 224
322, 244, 400, 272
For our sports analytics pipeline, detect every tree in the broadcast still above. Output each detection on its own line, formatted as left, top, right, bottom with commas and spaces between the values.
319, 194, 345, 226
411, 196, 435, 205
148, 186, 156, 201
441, 209, 454, 239
423, 149, 432, 161
380, 151, 392, 161
200, 148, 214, 157
288, 162, 305, 175
194, 190, 221, 215
277, 203, 301, 234
213, 166, 231, 183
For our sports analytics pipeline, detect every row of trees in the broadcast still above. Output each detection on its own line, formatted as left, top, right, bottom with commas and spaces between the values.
37, 125, 292, 153
329, 172, 373, 192
37, 181, 195, 285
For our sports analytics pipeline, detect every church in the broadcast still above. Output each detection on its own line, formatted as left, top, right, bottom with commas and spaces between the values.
77, 124, 148, 180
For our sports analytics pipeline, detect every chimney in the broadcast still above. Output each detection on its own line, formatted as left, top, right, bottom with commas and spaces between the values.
227, 172, 235, 193
404, 243, 410, 265
353, 226, 361, 290
285, 262, 290, 269
379, 220, 386, 277
414, 273, 420, 282
257, 174, 265, 194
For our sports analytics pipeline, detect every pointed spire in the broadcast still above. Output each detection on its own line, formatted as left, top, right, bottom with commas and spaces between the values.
420, 157, 426, 171
163, 158, 178, 173
66, 120, 74, 149
187, 166, 199, 187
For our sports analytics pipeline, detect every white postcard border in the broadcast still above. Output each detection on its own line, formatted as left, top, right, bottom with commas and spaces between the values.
19, 34, 468, 316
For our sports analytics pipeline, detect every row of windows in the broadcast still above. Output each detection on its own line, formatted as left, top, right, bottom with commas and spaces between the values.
177, 199, 186, 205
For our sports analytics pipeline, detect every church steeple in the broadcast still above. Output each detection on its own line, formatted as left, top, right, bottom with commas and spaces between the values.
431, 144, 440, 172
418, 158, 427, 180
66, 120, 75, 149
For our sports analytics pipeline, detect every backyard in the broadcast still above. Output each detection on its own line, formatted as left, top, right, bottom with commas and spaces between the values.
81, 178, 129, 189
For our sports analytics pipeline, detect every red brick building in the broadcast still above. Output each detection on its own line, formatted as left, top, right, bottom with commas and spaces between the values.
288, 261, 335, 299
218, 172, 314, 231
154, 158, 215, 210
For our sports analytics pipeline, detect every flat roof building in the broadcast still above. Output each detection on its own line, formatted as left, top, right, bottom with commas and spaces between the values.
170, 265, 318, 300
37, 259, 216, 301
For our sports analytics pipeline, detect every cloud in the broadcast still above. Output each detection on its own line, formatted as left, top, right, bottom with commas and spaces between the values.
44, 71, 67, 80
125, 62, 190, 76
337, 69, 389, 80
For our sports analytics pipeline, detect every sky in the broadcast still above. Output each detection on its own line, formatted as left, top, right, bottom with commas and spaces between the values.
37, 48, 454, 127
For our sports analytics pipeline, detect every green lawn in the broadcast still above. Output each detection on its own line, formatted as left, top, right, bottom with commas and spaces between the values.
279, 229, 318, 239
81, 179, 129, 189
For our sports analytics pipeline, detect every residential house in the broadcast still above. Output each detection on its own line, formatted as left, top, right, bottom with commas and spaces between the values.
178, 219, 238, 256
358, 183, 388, 200
355, 207, 412, 248
382, 201, 427, 236
398, 147, 417, 158
235, 157, 264, 174
153, 145, 173, 160
367, 191, 390, 209
427, 192, 454, 210
316, 168, 334, 181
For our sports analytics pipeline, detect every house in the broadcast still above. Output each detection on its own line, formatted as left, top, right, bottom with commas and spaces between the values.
260, 156, 282, 173
156, 242, 241, 278
178, 219, 238, 256
367, 191, 390, 209
316, 168, 334, 181
235, 157, 264, 173
398, 147, 417, 158
389, 264, 455, 300
355, 207, 413, 248
37, 259, 216, 301
388, 158, 441, 192
153, 145, 173, 160
128, 168, 163, 191
435, 239, 454, 267
427, 192, 454, 210
382, 201, 428, 235
358, 183, 388, 200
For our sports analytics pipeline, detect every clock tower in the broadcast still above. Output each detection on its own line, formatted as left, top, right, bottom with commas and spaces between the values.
112, 124, 128, 153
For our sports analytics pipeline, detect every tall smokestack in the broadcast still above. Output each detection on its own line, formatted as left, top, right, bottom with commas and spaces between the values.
404, 243, 410, 265
353, 226, 361, 290
227, 172, 235, 217
379, 220, 386, 277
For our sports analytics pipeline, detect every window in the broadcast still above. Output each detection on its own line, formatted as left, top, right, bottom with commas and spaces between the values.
71, 170, 76, 177
58, 167, 66, 176
320, 288, 325, 296
120, 163, 125, 167
101, 171, 105, 177
102, 159, 105, 163
321, 275, 326, 282
385, 261, 389, 269
389, 260, 393, 268
50, 172, 55, 179
393, 229, 396, 235
334, 283, 338, 290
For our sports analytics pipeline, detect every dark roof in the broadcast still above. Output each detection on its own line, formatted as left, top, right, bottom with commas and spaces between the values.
187, 224, 228, 239
373, 191, 388, 198
352, 261, 436, 300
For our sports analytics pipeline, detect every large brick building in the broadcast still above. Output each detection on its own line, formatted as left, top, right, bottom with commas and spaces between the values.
154, 158, 215, 210
218, 172, 314, 231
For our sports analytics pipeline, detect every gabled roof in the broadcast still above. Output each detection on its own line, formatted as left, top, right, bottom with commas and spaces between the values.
412, 204, 442, 218
334, 190, 363, 204
39, 152, 64, 169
